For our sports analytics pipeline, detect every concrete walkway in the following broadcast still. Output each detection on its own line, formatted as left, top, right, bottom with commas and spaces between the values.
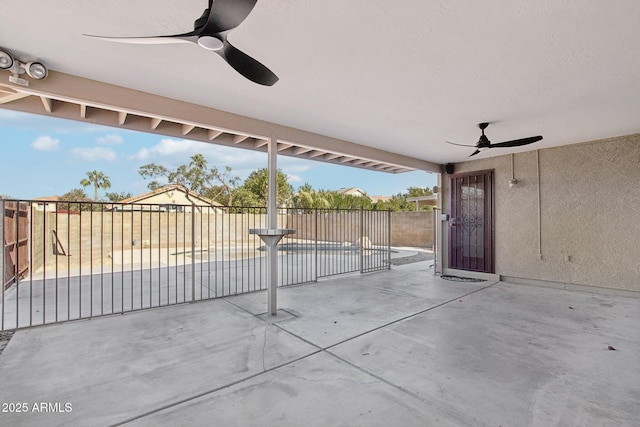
0, 262, 638, 426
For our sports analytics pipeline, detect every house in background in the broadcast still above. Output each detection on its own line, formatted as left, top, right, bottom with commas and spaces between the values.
32, 196, 61, 212
337, 187, 368, 198
112, 184, 225, 213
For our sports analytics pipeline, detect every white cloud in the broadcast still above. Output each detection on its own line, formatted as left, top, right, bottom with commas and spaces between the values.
287, 174, 303, 183
282, 164, 311, 173
30, 136, 60, 151
130, 138, 202, 160
129, 138, 266, 169
71, 147, 117, 161
97, 134, 124, 145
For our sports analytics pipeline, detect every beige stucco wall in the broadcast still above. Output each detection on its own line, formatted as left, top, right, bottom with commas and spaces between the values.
32, 212, 285, 276
391, 211, 434, 248
443, 133, 640, 293
286, 211, 434, 248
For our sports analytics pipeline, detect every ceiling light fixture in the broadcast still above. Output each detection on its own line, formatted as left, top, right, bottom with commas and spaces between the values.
0, 50, 14, 70
25, 61, 48, 80
0, 48, 48, 86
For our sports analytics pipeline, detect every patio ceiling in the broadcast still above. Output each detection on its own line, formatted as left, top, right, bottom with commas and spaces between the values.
1, 1, 639, 167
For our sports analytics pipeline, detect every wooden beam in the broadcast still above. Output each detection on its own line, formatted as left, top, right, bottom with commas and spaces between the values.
208, 129, 223, 140
293, 146, 312, 155
150, 117, 162, 129
278, 143, 293, 152
233, 134, 249, 144
254, 139, 269, 148
118, 111, 127, 125
80, 103, 87, 118
182, 124, 196, 135
0, 92, 30, 104
352, 159, 370, 166
40, 96, 53, 113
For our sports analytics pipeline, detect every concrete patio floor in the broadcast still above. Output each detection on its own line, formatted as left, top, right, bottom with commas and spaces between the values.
0, 262, 638, 426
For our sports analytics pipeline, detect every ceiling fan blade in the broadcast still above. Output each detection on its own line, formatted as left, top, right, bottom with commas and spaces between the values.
84, 33, 198, 45
490, 135, 543, 148
469, 149, 481, 157
202, 0, 258, 34
218, 40, 278, 86
445, 141, 476, 147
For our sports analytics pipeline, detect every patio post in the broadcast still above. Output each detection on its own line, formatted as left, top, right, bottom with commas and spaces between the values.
267, 137, 278, 315
191, 204, 196, 302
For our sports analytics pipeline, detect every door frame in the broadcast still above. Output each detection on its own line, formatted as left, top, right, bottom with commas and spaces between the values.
447, 169, 495, 273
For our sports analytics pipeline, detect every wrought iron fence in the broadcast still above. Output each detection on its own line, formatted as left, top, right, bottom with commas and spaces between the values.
1, 200, 391, 330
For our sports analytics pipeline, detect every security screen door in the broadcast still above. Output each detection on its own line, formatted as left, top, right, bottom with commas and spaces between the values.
448, 170, 494, 273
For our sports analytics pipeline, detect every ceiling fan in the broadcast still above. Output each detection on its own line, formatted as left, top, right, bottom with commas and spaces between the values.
446, 123, 543, 157
85, 0, 278, 86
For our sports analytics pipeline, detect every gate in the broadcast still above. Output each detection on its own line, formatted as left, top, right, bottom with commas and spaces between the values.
2, 201, 29, 290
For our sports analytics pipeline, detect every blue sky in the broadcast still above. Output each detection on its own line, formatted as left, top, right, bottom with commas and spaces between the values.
0, 110, 437, 200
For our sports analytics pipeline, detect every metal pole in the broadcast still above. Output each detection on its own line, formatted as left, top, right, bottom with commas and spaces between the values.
191, 204, 196, 302
387, 209, 392, 269
314, 209, 318, 282
433, 208, 438, 275
359, 206, 364, 274
14, 202, 19, 327
267, 137, 278, 315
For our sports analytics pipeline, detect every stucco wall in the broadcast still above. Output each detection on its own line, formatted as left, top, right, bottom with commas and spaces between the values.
391, 211, 434, 248
31, 212, 283, 276
444, 133, 640, 293
286, 211, 434, 248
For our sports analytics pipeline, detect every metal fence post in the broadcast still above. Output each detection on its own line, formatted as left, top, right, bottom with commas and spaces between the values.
359, 206, 364, 274
14, 201, 19, 327
387, 209, 392, 270
191, 205, 196, 302
314, 209, 318, 282
433, 208, 438, 275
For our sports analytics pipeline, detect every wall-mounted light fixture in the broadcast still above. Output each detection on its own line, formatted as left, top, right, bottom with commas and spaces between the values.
0, 48, 48, 86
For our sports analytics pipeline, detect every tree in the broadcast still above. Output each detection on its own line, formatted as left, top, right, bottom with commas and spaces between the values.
292, 183, 330, 211
372, 186, 435, 212
139, 154, 239, 206
58, 188, 95, 212
80, 170, 111, 201
105, 191, 132, 202
373, 194, 412, 212
406, 186, 434, 198
233, 168, 293, 207
324, 191, 372, 209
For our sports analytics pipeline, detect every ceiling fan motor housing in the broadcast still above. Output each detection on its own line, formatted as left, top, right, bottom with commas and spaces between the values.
478, 134, 491, 149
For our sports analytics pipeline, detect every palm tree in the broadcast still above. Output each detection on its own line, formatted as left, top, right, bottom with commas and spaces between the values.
80, 170, 111, 201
